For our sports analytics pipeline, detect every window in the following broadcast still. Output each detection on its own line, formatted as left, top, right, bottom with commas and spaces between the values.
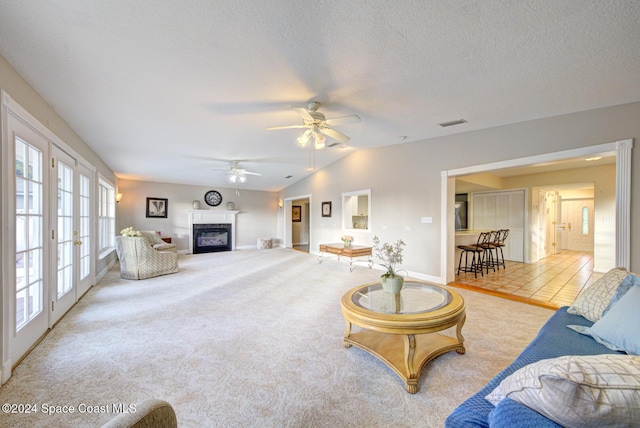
98, 177, 116, 253
15, 138, 44, 330
582, 206, 589, 235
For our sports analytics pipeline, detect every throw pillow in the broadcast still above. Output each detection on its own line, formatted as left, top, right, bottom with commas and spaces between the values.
590, 285, 640, 355
140, 230, 163, 245
567, 267, 628, 322
603, 273, 640, 316
485, 354, 640, 428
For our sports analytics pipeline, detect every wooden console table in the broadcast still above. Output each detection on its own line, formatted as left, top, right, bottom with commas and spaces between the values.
318, 243, 373, 272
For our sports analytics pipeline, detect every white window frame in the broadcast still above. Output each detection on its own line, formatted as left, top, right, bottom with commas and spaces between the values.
98, 176, 116, 254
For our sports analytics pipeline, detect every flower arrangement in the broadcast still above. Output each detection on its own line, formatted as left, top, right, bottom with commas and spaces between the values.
341, 235, 354, 244
120, 226, 141, 237
372, 235, 406, 279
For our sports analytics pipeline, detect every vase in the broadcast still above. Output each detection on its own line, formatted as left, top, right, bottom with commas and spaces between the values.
381, 276, 404, 294
343, 240, 351, 248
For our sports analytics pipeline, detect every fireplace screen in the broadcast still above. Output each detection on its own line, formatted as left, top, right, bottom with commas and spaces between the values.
193, 223, 232, 253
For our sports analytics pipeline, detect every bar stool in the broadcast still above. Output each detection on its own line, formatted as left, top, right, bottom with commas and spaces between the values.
477, 231, 498, 273
457, 232, 488, 278
492, 229, 509, 270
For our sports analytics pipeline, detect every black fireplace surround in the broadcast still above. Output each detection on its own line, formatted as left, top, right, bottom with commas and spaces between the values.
193, 223, 232, 254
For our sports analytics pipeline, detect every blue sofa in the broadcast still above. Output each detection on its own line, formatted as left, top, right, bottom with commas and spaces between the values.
445, 307, 621, 427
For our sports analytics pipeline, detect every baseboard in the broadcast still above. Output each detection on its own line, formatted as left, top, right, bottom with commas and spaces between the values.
1, 360, 11, 385
96, 257, 117, 284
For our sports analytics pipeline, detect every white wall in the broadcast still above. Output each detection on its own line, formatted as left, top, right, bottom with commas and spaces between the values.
116, 179, 279, 251
279, 102, 640, 280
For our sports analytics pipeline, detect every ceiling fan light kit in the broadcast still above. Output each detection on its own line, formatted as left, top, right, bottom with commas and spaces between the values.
267, 101, 360, 150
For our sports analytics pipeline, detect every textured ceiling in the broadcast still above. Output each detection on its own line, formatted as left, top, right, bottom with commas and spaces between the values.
1, 0, 639, 191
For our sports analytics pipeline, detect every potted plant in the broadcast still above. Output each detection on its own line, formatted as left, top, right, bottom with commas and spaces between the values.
372, 235, 406, 294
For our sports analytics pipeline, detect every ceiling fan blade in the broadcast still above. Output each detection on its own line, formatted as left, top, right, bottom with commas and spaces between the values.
320, 127, 350, 143
325, 115, 361, 126
265, 124, 307, 131
243, 171, 262, 176
292, 107, 315, 121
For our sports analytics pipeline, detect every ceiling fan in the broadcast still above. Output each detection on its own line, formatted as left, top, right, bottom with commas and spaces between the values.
266, 102, 360, 149
215, 161, 262, 184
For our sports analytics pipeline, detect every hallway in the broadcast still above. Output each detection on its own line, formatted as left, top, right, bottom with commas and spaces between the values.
451, 250, 602, 309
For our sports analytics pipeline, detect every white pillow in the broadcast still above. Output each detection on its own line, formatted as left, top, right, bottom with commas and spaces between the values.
567, 267, 628, 322
485, 354, 640, 427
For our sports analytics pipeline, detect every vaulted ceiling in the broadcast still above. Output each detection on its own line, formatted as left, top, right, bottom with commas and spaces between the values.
1, 1, 639, 191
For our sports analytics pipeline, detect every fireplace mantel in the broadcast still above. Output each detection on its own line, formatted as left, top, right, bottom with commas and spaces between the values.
188, 210, 239, 253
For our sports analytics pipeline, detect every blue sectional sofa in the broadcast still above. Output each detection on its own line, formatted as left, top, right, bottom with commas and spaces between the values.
445, 307, 620, 427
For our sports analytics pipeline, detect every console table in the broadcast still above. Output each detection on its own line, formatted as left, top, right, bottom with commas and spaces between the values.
318, 243, 373, 272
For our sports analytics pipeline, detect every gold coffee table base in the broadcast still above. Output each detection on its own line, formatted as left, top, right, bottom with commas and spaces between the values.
343, 317, 465, 393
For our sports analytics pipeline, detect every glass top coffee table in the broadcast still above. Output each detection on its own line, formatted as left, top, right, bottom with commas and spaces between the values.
341, 280, 466, 393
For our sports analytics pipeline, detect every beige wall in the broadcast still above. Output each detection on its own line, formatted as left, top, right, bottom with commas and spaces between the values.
279, 102, 640, 279
116, 179, 279, 251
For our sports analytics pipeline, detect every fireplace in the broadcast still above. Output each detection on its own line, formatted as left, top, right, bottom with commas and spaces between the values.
188, 209, 238, 254
193, 223, 232, 254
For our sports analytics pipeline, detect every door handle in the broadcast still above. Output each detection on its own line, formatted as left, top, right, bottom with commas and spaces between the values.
567, 222, 572, 231
74, 240, 83, 246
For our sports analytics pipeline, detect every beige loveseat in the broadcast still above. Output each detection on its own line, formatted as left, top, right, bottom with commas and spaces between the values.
115, 236, 179, 280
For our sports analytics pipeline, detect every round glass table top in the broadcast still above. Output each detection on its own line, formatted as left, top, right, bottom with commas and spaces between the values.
352, 281, 452, 315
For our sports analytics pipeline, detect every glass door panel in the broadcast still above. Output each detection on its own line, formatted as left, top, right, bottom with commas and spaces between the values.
51, 147, 77, 324
77, 167, 93, 296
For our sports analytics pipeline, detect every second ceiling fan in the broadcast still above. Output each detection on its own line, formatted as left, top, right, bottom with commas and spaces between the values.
266, 102, 360, 149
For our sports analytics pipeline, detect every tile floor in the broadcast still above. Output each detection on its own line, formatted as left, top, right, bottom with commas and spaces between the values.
452, 250, 602, 309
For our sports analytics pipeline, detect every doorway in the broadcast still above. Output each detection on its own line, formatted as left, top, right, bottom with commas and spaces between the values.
442, 139, 632, 285
283, 194, 311, 252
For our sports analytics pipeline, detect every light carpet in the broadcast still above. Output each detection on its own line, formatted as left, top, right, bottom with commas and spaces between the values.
0, 248, 554, 427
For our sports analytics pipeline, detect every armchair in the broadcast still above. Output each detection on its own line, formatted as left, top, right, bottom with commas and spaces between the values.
115, 236, 179, 280
102, 398, 177, 428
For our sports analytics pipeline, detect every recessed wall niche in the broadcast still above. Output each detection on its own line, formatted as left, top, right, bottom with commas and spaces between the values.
342, 189, 371, 232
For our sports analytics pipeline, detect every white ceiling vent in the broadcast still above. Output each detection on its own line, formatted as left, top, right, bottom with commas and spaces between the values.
438, 119, 467, 128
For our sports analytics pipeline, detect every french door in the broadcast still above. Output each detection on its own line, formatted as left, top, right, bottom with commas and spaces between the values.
51, 147, 77, 324
5, 101, 94, 371
9, 113, 49, 366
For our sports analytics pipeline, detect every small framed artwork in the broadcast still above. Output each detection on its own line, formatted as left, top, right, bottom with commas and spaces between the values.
146, 197, 168, 218
322, 201, 332, 217
292, 205, 302, 222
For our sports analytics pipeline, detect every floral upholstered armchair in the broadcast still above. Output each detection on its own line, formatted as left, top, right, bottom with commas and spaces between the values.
115, 236, 179, 280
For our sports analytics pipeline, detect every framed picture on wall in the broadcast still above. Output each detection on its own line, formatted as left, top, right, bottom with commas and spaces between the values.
146, 197, 168, 218
321, 201, 332, 217
292, 205, 302, 222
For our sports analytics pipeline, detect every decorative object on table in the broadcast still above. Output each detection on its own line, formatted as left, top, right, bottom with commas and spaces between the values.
192, 200, 200, 209
372, 235, 406, 294
204, 190, 222, 207
146, 197, 168, 218
120, 226, 141, 237
227, 201, 235, 210
341, 235, 353, 248
292, 205, 301, 222
322, 201, 332, 217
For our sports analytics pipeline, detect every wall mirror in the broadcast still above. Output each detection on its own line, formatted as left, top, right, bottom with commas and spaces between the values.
342, 189, 371, 232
